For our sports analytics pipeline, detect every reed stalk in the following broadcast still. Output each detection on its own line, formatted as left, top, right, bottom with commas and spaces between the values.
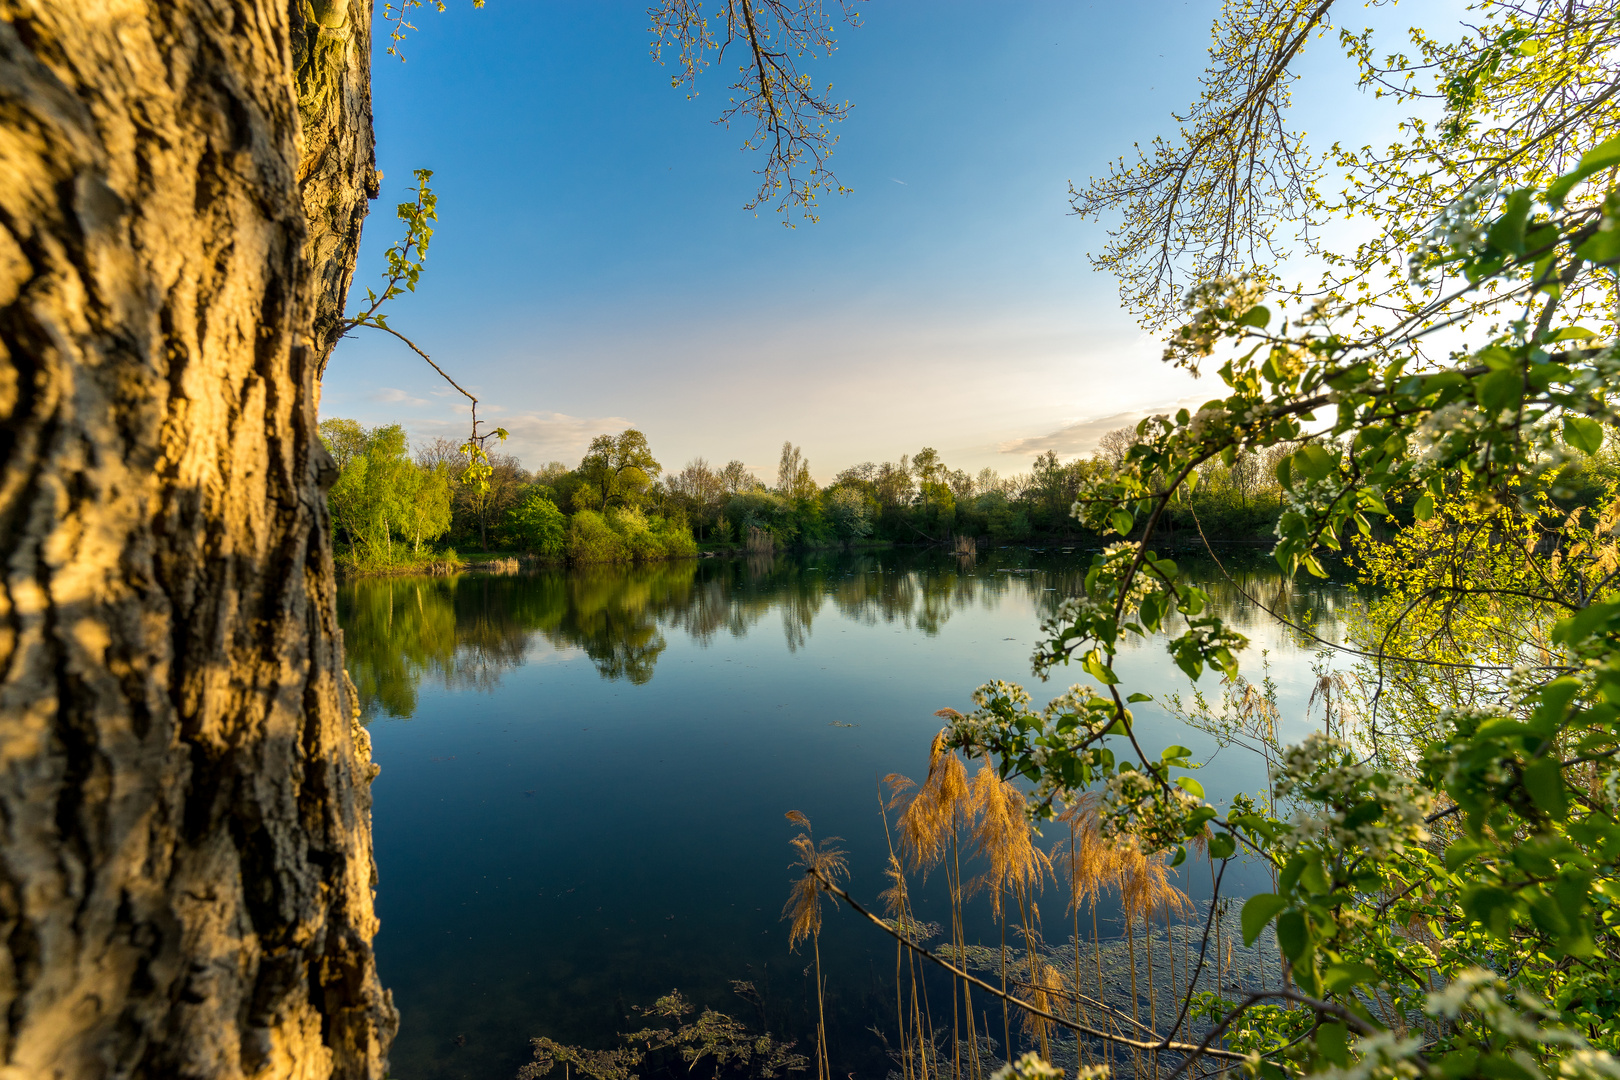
782, 813, 848, 1080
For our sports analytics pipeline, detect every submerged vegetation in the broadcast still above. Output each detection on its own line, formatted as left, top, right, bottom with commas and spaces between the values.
517, 990, 808, 1080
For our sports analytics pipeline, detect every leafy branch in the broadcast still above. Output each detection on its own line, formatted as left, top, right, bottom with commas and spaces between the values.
339, 169, 507, 488
649, 0, 862, 224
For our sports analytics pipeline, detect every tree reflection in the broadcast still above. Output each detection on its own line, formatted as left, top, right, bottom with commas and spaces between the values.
337, 550, 1336, 717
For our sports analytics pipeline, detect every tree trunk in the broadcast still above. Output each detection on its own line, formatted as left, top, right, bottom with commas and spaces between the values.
0, 1, 393, 1076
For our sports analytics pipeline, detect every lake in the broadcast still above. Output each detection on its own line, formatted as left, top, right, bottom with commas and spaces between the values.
339, 547, 1353, 1080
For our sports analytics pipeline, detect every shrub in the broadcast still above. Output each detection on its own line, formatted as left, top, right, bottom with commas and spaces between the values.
506, 489, 567, 558
568, 510, 628, 564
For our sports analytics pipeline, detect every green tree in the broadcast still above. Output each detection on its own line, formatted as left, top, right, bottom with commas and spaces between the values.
406, 459, 454, 554
507, 488, 568, 558
825, 485, 873, 541
323, 422, 423, 562
777, 441, 818, 500
579, 429, 662, 512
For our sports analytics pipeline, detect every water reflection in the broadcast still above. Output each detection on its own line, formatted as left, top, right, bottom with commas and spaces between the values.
340, 551, 1095, 716
337, 549, 1349, 719
351, 548, 1352, 1080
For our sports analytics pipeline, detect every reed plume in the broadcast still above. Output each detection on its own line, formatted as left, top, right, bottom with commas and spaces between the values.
1021, 963, 1067, 1062
1054, 793, 1118, 1065
899, 730, 969, 873
881, 774, 933, 1080
968, 763, 1053, 1069
1120, 844, 1192, 1080
783, 812, 847, 1080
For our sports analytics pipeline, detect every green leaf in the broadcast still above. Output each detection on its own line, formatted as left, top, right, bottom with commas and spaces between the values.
1237, 304, 1271, 329
1563, 414, 1604, 455
1316, 1023, 1350, 1067
1241, 893, 1289, 946
1475, 368, 1522, 414
1109, 509, 1134, 536
1126, 692, 1154, 703
1546, 133, 1620, 208
1461, 885, 1519, 940
1176, 777, 1205, 798
1341, 801, 1382, 830
1322, 963, 1379, 994
1208, 832, 1236, 860
1161, 745, 1193, 761
1576, 226, 1620, 265
1274, 455, 1293, 490
1523, 756, 1568, 820
1445, 839, 1492, 872
1300, 853, 1331, 895
1276, 910, 1309, 961
1486, 189, 1532, 255
1414, 495, 1435, 521
1294, 443, 1335, 481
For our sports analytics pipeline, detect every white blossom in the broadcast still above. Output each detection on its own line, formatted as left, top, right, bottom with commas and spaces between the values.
991, 1053, 1068, 1080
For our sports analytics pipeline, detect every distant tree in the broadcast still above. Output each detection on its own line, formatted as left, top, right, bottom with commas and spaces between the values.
825, 486, 873, 541
720, 459, 755, 495
579, 429, 662, 512
775, 442, 818, 499
833, 461, 877, 490
1095, 425, 1139, 468
405, 460, 454, 554
777, 441, 803, 492
324, 423, 421, 559
320, 417, 369, 470
458, 452, 529, 550
669, 458, 725, 537
416, 435, 464, 472
946, 468, 976, 501
912, 446, 944, 487
875, 458, 914, 508
534, 460, 571, 485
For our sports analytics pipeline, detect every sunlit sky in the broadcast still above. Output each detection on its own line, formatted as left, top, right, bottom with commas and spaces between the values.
321, 1, 1437, 482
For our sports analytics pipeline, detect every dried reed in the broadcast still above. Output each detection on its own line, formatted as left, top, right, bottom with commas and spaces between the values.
783, 811, 847, 1080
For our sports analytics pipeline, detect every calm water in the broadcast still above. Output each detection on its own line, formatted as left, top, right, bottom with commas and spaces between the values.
339, 548, 1351, 1080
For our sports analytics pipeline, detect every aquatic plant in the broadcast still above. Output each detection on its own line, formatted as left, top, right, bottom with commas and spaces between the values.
782, 812, 847, 1080
517, 989, 808, 1080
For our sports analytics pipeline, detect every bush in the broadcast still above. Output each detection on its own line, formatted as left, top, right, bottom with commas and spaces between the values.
654, 518, 698, 559
568, 510, 629, 564
506, 489, 568, 558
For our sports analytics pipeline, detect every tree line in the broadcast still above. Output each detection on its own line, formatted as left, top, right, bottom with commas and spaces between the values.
319, 417, 1620, 572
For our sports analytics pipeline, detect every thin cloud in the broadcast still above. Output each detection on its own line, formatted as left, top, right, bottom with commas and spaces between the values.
996, 396, 1206, 457
371, 387, 428, 406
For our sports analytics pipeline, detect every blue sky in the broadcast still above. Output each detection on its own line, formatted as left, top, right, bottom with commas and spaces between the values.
321, 1, 1423, 481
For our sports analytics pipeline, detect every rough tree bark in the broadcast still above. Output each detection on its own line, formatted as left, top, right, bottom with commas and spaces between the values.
0, 1, 392, 1076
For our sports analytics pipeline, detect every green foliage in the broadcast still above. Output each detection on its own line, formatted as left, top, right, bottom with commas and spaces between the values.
322, 420, 451, 565
567, 507, 697, 565
824, 485, 872, 541
935, 145, 1620, 1080
579, 430, 661, 512
569, 509, 629, 565
506, 489, 567, 559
